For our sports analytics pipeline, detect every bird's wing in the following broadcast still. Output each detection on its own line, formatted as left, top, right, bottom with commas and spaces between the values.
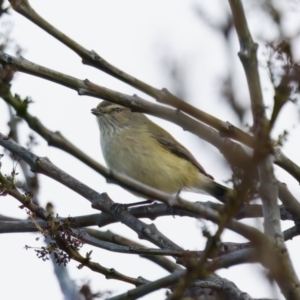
150, 130, 214, 180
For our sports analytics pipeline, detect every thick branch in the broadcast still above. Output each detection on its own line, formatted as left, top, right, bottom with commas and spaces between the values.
228, 0, 265, 133
229, 0, 300, 298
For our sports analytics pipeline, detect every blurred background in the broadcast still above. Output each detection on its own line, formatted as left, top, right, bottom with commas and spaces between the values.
0, 0, 300, 299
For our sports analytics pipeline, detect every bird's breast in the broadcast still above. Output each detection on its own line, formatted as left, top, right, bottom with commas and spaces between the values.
100, 129, 201, 193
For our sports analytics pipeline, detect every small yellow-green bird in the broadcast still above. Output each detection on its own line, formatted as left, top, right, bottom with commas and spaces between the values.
91, 101, 235, 202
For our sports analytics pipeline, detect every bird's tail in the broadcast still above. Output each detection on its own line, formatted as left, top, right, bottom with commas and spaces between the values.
200, 178, 236, 203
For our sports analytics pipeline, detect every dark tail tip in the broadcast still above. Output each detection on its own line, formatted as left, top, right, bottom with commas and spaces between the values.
214, 184, 228, 197
209, 182, 235, 203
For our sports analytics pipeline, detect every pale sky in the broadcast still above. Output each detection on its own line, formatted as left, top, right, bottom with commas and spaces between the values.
0, 0, 300, 299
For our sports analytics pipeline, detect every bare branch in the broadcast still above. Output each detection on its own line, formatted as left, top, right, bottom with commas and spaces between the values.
55, 234, 150, 287
108, 249, 259, 300
0, 133, 184, 252
9, 0, 157, 97
228, 0, 265, 135
0, 132, 269, 246
274, 148, 300, 183
229, 0, 300, 298
1, 52, 299, 186
85, 228, 181, 273
278, 182, 300, 219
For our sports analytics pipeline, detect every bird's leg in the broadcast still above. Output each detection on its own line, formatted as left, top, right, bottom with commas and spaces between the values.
126, 190, 182, 208
176, 189, 182, 197
122, 199, 154, 208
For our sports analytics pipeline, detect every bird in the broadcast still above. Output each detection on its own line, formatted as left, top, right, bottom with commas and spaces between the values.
91, 101, 235, 203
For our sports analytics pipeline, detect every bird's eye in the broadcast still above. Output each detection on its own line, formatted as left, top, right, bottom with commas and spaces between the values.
114, 108, 121, 113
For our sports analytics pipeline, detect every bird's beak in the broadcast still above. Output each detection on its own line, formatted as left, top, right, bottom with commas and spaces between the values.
91, 108, 102, 116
